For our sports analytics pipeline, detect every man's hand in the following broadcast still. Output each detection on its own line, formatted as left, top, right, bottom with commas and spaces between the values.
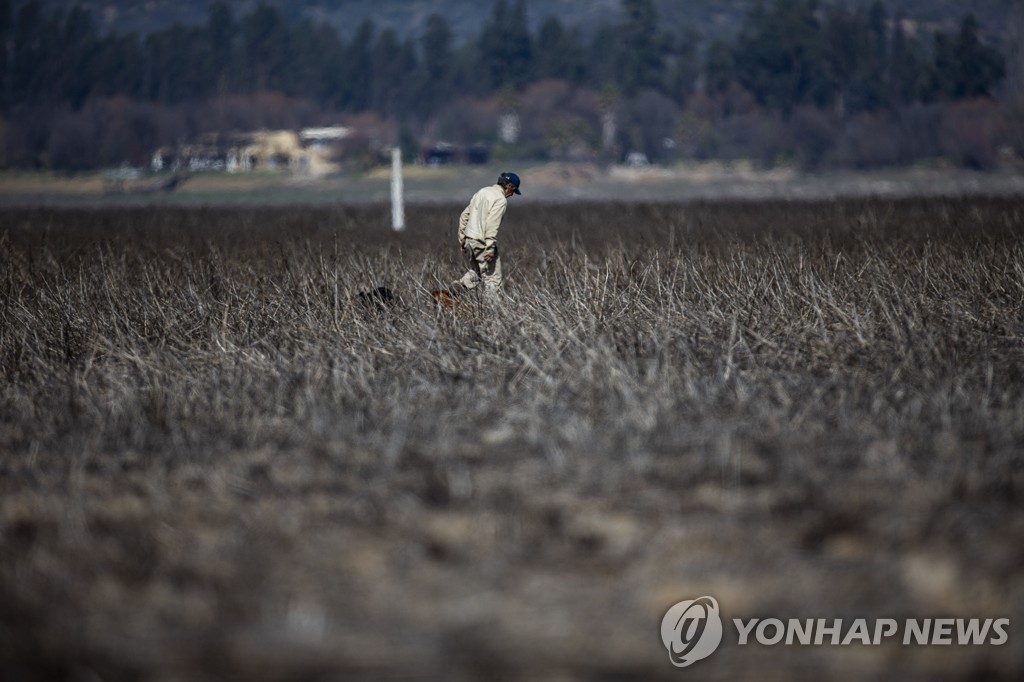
482, 250, 495, 262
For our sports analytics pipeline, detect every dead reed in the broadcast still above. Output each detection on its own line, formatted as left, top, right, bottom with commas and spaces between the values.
1, 198, 1022, 680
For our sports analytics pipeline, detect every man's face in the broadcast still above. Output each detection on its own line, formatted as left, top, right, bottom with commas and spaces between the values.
502, 184, 516, 198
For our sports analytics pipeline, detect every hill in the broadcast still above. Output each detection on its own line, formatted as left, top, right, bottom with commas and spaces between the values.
28, 0, 1013, 47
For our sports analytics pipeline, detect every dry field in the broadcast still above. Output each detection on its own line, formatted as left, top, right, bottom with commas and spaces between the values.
1, 198, 1023, 681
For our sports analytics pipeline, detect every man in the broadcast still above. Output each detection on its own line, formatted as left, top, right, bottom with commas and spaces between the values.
453, 171, 521, 295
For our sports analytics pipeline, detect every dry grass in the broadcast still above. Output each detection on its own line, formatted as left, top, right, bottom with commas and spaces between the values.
1, 198, 1023, 681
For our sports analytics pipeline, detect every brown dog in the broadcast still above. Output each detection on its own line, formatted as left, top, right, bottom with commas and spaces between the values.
430, 287, 464, 310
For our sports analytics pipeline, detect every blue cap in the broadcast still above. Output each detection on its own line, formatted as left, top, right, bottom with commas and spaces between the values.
499, 172, 522, 195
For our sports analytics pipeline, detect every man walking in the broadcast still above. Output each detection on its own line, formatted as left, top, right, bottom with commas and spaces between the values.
453, 171, 521, 295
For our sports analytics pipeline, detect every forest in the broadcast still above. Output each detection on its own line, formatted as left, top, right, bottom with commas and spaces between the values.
0, 0, 1016, 171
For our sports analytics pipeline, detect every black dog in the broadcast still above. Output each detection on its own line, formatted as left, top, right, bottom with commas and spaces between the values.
357, 286, 395, 313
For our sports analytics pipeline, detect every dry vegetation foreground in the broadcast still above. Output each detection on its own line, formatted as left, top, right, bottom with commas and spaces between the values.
1, 199, 1023, 681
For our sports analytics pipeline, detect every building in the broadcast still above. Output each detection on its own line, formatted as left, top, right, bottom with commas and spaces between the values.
156, 126, 351, 176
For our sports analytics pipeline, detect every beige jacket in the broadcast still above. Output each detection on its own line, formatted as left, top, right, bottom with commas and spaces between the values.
458, 184, 507, 252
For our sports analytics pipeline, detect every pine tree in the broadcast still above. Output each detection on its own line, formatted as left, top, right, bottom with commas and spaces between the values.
207, 1, 234, 95
478, 0, 533, 92
1006, 3, 1024, 102
733, 0, 829, 114
418, 13, 454, 115
703, 39, 736, 97
617, 0, 663, 95
535, 15, 584, 84
372, 28, 418, 119
886, 13, 931, 106
951, 13, 1005, 98
663, 28, 699, 105
930, 14, 1004, 101
239, 2, 290, 93
585, 23, 619, 90
0, 0, 11, 111
345, 19, 376, 111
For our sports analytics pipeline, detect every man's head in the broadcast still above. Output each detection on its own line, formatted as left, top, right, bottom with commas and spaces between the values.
498, 172, 521, 197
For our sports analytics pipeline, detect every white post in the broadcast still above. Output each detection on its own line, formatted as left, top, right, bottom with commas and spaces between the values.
391, 146, 405, 231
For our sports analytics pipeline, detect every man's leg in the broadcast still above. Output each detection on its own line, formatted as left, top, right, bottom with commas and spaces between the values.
481, 252, 502, 292
454, 245, 481, 290
456, 245, 501, 293
458, 262, 481, 289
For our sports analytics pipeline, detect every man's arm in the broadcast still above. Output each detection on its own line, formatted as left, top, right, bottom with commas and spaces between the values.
457, 203, 471, 248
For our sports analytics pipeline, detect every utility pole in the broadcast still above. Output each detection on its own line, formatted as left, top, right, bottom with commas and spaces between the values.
390, 146, 404, 231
